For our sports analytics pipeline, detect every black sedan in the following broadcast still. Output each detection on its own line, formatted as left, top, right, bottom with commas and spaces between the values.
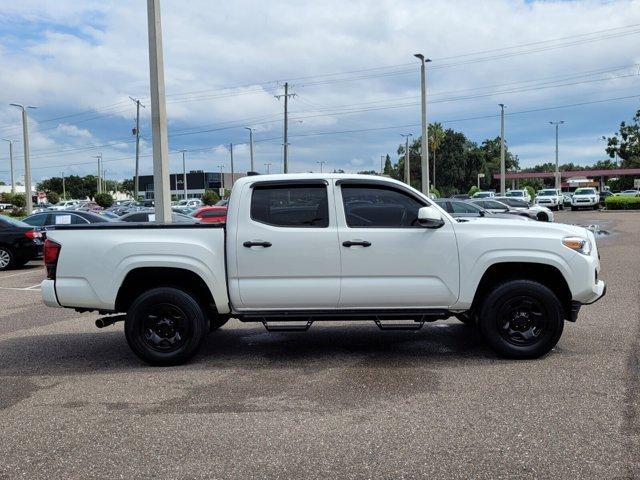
0, 215, 44, 270
22, 210, 111, 228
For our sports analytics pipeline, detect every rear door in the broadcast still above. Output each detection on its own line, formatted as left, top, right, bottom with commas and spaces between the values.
231, 179, 341, 310
335, 180, 459, 309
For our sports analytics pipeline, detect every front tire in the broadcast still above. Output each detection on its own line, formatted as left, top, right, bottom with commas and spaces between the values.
0, 246, 15, 271
478, 280, 564, 359
125, 287, 208, 366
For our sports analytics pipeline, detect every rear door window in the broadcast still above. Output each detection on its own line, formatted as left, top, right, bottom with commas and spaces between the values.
251, 184, 329, 228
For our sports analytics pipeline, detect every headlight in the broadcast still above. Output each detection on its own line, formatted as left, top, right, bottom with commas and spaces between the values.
562, 236, 592, 255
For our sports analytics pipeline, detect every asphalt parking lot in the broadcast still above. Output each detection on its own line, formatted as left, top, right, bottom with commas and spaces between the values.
0, 210, 638, 479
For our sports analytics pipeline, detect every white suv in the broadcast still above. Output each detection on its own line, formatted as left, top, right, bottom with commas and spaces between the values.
505, 189, 531, 204
571, 188, 600, 210
535, 189, 564, 211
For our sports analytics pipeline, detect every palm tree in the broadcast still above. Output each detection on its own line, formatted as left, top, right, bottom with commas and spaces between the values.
428, 122, 445, 189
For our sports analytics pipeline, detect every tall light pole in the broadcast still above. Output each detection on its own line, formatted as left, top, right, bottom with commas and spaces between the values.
275, 83, 295, 173
245, 127, 255, 172
264, 162, 272, 174
499, 104, 506, 196
61, 171, 66, 200
10, 104, 36, 214
130, 97, 145, 200
1, 139, 15, 194
401, 133, 413, 186
92, 153, 102, 194
229, 143, 235, 187
217, 164, 225, 191
550, 121, 565, 190
180, 149, 187, 199
147, 0, 172, 222
414, 54, 431, 195
316, 161, 326, 172
380, 155, 385, 175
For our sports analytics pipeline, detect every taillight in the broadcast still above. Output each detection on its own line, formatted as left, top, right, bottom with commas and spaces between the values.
44, 239, 61, 280
25, 230, 42, 240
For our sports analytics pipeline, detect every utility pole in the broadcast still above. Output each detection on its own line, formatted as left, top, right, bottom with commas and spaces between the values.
229, 143, 235, 187
316, 161, 326, 173
146, 0, 172, 222
10, 104, 36, 214
550, 121, 565, 190
103, 169, 108, 192
264, 162, 272, 174
415, 54, 431, 195
92, 153, 102, 194
401, 133, 413, 186
275, 82, 295, 173
61, 171, 66, 200
380, 155, 385, 175
180, 149, 187, 199
499, 104, 506, 196
1, 139, 15, 194
130, 97, 145, 200
245, 127, 255, 172
218, 164, 225, 191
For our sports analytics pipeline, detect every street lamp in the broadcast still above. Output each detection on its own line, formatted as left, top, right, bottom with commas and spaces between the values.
180, 149, 187, 199
549, 121, 565, 189
400, 133, 413, 185
316, 161, 326, 173
414, 54, 431, 195
245, 127, 255, 172
92, 153, 102, 194
10, 104, 36, 213
1, 138, 15, 194
499, 104, 506, 195
264, 162, 272, 174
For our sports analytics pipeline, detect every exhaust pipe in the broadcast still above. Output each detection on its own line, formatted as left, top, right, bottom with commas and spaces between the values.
95, 315, 126, 329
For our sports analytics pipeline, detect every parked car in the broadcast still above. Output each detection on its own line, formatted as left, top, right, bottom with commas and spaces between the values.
434, 199, 530, 220
49, 200, 82, 211
505, 189, 532, 204
619, 189, 640, 197
22, 210, 112, 228
119, 210, 199, 223
471, 191, 495, 198
571, 188, 600, 210
0, 203, 13, 210
215, 199, 229, 207
469, 199, 539, 221
535, 189, 564, 210
0, 215, 43, 270
41, 173, 606, 365
191, 206, 228, 223
493, 197, 555, 222
451, 194, 470, 200
172, 198, 203, 214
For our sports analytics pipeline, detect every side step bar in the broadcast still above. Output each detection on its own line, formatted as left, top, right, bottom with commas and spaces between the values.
262, 320, 313, 332
374, 319, 425, 331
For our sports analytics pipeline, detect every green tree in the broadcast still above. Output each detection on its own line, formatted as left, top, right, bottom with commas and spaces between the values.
468, 185, 480, 196
94, 193, 114, 208
428, 122, 445, 189
47, 191, 60, 205
604, 106, 640, 168
202, 189, 220, 206
11, 193, 25, 208
382, 154, 394, 176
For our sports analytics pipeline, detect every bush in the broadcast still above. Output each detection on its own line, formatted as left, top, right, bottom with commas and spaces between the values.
605, 195, 640, 210
94, 193, 114, 208
47, 191, 59, 205
430, 187, 441, 198
202, 189, 220, 206
10, 207, 26, 217
524, 186, 536, 202
0, 192, 14, 204
11, 193, 25, 208
468, 185, 480, 196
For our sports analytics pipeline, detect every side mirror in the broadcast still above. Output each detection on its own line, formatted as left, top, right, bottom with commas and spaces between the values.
418, 206, 445, 229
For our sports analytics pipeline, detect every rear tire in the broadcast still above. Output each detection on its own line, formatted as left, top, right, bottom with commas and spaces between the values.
570, 206, 577, 211
537, 212, 549, 222
125, 287, 208, 366
0, 246, 15, 271
478, 280, 564, 359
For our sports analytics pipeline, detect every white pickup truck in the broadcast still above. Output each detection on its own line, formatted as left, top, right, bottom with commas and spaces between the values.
41, 174, 606, 365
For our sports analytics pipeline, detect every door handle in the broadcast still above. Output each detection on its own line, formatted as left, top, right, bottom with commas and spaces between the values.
342, 240, 371, 247
243, 241, 272, 248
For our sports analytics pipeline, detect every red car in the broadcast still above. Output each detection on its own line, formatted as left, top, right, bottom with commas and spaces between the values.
191, 206, 227, 223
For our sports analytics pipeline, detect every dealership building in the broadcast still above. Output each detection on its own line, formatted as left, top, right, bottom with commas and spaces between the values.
137, 171, 245, 199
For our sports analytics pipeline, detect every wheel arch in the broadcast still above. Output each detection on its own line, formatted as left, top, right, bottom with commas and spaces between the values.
115, 267, 218, 318
470, 262, 573, 320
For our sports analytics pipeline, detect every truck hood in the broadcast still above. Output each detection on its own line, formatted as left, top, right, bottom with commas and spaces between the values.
457, 216, 588, 237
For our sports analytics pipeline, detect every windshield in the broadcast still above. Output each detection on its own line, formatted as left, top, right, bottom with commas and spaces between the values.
474, 192, 493, 198
538, 189, 557, 196
574, 188, 596, 195
505, 191, 524, 197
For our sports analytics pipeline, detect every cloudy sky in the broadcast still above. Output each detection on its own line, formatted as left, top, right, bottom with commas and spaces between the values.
0, 0, 639, 184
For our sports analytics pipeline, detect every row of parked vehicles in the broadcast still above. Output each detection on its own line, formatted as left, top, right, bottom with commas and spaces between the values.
471, 187, 640, 211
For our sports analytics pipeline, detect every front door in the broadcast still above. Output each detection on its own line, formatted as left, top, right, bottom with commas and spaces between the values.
230, 179, 341, 310
335, 180, 459, 309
